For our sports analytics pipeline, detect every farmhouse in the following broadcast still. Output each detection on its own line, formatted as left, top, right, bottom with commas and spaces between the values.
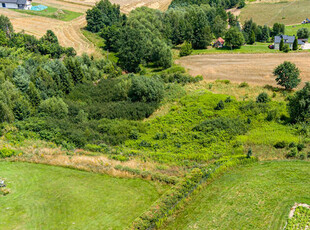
0, 0, 32, 9
213, 37, 225, 48
274, 35, 304, 50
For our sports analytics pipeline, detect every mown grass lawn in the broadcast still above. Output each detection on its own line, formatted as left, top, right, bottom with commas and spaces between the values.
164, 161, 310, 230
0, 162, 164, 230
13, 3, 82, 21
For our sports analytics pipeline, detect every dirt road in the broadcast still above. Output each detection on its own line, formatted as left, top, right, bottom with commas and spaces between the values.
1, 0, 171, 55
176, 53, 310, 86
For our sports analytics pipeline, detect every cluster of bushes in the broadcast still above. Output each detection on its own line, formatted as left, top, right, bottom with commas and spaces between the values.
131, 155, 257, 229
0, 148, 18, 158
114, 165, 179, 184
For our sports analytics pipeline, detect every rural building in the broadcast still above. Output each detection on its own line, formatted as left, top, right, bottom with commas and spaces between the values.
273, 35, 304, 50
213, 37, 225, 48
0, 0, 32, 9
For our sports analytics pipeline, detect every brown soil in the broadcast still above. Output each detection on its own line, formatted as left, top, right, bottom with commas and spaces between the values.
176, 53, 310, 87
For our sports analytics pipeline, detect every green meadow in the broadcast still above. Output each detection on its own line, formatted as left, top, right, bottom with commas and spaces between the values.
0, 162, 164, 229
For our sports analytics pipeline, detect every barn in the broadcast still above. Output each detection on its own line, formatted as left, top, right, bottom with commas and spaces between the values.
0, 0, 32, 9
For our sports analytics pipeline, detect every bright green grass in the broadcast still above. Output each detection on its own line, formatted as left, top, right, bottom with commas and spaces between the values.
286, 23, 310, 35
0, 162, 163, 230
125, 91, 304, 164
191, 42, 278, 55
240, 0, 310, 26
164, 161, 310, 230
12, 3, 82, 21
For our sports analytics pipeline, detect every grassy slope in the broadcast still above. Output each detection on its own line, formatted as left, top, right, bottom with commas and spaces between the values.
164, 161, 310, 230
286, 23, 310, 35
13, 3, 82, 21
125, 88, 305, 164
0, 162, 163, 230
240, 0, 310, 26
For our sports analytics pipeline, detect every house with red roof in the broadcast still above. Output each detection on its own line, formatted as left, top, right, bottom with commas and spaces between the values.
213, 37, 225, 48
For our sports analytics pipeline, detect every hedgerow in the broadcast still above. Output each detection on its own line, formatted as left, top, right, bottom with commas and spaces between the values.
130, 155, 257, 229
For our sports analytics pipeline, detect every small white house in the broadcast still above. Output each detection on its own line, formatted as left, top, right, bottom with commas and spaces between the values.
0, 0, 32, 9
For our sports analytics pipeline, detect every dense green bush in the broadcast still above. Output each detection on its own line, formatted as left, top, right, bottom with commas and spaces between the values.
288, 82, 310, 123
256, 92, 269, 103
39, 97, 68, 118
0, 148, 17, 158
179, 42, 193, 57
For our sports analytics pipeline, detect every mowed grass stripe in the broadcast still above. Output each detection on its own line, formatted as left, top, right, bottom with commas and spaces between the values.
0, 162, 163, 230
164, 161, 310, 230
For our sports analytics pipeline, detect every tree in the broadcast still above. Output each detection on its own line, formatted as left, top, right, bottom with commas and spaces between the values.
86, 0, 124, 33
27, 82, 41, 107
282, 44, 290, 53
180, 42, 193, 57
261, 25, 270, 42
13, 97, 31, 121
293, 37, 298, 50
39, 97, 68, 118
212, 15, 227, 38
272, 23, 285, 36
249, 30, 255, 44
100, 25, 121, 52
288, 82, 310, 123
128, 76, 164, 103
279, 38, 284, 51
0, 15, 13, 37
225, 27, 245, 49
273, 61, 301, 90
12, 66, 30, 92
0, 102, 14, 123
297, 28, 309, 39
41, 30, 59, 44
65, 58, 85, 85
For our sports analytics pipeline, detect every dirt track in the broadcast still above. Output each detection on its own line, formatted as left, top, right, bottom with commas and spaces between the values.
176, 53, 310, 86
1, 0, 171, 55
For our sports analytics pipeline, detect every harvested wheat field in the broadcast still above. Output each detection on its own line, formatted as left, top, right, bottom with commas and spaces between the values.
0, 0, 171, 55
176, 53, 310, 87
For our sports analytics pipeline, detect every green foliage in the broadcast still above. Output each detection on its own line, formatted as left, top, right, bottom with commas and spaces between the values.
39, 97, 68, 118
288, 82, 310, 123
297, 28, 309, 39
129, 76, 164, 103
214, 100, 225, 110
179, 42, 193, 57
293, 37, 298, 50
0, 148, 17, 158
0, 15, 13, 36
282, 44, 290, 53
273, 61, 301, 90
86, 0, 124, 33
256, 92, 269, 103
225, 27, 245, 48
279, 38, 284, 51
